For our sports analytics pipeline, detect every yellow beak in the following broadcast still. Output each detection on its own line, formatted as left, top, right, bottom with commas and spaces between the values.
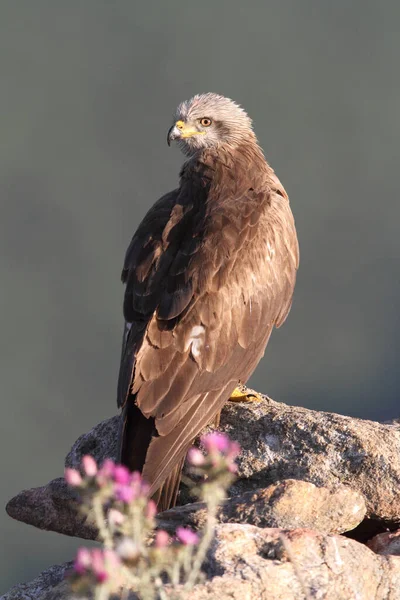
167, 120, 206, 145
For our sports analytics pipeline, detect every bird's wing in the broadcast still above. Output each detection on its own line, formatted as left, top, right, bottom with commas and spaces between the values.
118, 170, 298, 496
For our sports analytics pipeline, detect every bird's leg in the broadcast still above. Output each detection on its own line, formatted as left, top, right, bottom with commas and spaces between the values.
228, 382, 263, 403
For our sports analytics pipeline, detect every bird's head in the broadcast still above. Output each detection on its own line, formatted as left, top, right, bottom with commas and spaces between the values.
167, 93, 255, 156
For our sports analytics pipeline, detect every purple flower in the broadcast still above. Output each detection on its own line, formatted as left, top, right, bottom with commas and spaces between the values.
72, 548, 119, 584
74, 547, 91, 575
99, 459, 116, 476
201, 432, 230, 454
96, 459, 116, 485
227, 440, 241, 461
131, 471, 150, 497
65, 468, 82, 487
115, 483, 135, 504
82, 455, 97, 477
201, 433, 241, 466
187, 447, 205, 466
113, 465, 131, 485
91, 549, 109, 583
155, 530, 170, 548
176, 527, 199, 546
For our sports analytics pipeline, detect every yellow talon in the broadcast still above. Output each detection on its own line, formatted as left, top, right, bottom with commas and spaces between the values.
229, 383, 263, 403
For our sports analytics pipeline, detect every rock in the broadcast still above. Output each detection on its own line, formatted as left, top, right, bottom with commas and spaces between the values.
219, 397, 400, 524
7, 395, 400, 538
368, 529, 400, 555
0, 562, 72, 600
4, 525, 400, 600
67, 395, 400, 525
158, 479, 366, 535
198, 524, 400, 600
5, 477, 365, 542
65, 414, 119, 469
6, 477, 97, 540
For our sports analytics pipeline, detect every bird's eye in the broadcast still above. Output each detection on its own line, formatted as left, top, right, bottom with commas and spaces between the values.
200, 117, 212, 127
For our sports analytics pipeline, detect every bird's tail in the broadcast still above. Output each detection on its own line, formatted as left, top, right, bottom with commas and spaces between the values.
117, 396, 184, 512
151, 455, 185, 512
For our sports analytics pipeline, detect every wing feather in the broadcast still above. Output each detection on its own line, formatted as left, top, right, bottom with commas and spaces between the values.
117, 149, 299, 501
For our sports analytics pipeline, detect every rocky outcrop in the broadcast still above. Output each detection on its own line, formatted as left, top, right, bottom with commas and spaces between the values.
5, 477, 97, 540
0, 562, 72, 600
7, 395, 400, 537
4, 525, 400, 600
5, 477, 366, 542
157, 479, 366, 535
5, 393, 400, 599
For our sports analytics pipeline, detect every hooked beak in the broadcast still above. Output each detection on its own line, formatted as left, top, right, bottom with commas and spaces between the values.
167, 120, 206, 146
167, 124, 181, 146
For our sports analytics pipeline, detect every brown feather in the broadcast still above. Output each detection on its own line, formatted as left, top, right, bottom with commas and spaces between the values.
116, 133, 299, 511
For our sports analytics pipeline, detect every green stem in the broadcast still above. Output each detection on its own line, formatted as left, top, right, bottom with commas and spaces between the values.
94, 584, 110, 600
185, 495, 218, 589
93, 496, 113, 549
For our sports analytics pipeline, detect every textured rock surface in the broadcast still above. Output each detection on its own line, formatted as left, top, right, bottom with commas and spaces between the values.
368, 530, 400, 556
6, 477, 97, 540
64, 395, 400, 525
219, 397, 400, 524
6, 477, 365, 542
0, 562, 72, 600
5, 525, 400, 600
64, 397, 400, 524
7, 395, 400, 537
158, 479, 366, 535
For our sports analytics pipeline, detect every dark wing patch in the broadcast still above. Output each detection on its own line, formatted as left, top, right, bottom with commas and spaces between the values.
118, 148, 299, 498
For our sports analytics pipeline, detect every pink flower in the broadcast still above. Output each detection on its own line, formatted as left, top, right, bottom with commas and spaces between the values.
115, 483, 135, 504
97, 459, 116, 485
176, 527, 199, 546
228, 462, 238, 474
65, 468, 82, 487
187, 447, 205, 466
103, 548, 120, 568
82, 455, 97, 477
227, 441, 241, 461
113, 465, 131, 485
201, 432, 230, 454
72, 548, 119, 584
146, 500, 157, 519
91, 549, 108, 583
155, 530, 170, 548
131, 471, 150, 497
74, 547, 91, 575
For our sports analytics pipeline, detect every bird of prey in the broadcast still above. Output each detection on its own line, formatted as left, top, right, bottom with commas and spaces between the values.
117, 93, 299, 511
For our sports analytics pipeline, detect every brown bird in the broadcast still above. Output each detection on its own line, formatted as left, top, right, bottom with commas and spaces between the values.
117, 93, 299, 511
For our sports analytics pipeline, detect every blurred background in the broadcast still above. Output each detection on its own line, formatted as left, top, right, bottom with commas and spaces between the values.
1, 0, 400, 592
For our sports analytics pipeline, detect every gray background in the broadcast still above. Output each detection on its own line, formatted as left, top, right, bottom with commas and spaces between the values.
1, 0, 399, 593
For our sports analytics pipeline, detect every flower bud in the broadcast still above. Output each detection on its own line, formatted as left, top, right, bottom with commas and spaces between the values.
146, 500, 157, 519
176, 527, 199, 546
82, 455, 97, 477
113, 465, 131, 485
74, 547, 91, 575
115, 483, 135, 504
187, 447, 205, 466
64, 468, 82, 487
201, 432, 230, 454
155, 530, 170, 548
